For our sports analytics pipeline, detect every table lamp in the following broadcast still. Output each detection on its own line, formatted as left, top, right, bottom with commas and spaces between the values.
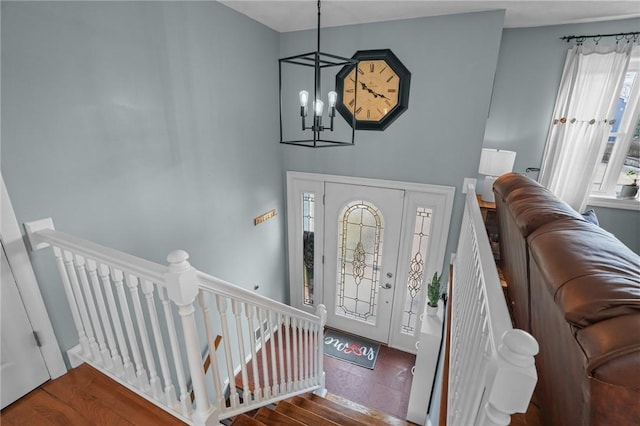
478, 148, 516, 202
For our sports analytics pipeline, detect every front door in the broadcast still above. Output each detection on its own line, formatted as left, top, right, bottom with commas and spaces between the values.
1, 242, 50, 409
323, 182, 404, 343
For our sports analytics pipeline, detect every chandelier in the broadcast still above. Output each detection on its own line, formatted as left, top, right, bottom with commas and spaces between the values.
279, 0, 358, 147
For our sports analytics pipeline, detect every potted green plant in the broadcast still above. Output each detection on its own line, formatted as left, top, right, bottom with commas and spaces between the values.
426, 272, 441, 316
620, 170, 639, 199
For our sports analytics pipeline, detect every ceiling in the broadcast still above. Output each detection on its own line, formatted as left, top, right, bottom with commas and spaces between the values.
218, 0, 640, 33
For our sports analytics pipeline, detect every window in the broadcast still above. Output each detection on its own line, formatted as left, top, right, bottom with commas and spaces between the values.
401, 207, 432, 336
590, 50, 640, 207
302, 193, 315, 306
334, 200, 384, 324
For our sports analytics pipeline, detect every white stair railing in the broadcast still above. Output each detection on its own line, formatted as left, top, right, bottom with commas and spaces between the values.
25, 218, 326, 426
447, 186, 538, 426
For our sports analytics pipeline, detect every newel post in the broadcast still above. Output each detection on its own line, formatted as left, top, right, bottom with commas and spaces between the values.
481, 329, 539, 426
314, 304, 327, 396
165, 250, 217, 426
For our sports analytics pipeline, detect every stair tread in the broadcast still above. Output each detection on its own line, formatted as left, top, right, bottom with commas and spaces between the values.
231, 413, 266, 426
275, 400, 340, 426
314, 393, 413, 426
254, 407, 306, 425
287, 396, 368, 426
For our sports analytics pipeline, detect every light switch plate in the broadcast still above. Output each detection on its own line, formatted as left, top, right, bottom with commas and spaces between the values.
462, 178, 477, 194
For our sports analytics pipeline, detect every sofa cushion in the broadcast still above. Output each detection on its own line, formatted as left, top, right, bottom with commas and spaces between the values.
529, 220, 640, 327
576, 314, 640, 388
498, 185, 585, 237
493, 172, 545, 202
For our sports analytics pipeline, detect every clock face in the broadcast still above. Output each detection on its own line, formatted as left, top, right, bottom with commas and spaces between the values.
336, 49, 411, 131
342, 59, 400, 122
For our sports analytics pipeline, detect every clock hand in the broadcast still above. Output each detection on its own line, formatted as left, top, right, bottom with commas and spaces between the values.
360, 81, 381, 97
359, 81, 374, 94
368, 89, 389, 100
358, 81, 390, 99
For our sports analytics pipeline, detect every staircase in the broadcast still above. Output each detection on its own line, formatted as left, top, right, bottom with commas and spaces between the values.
230, 393, 412, 426
25, 201, 539, 426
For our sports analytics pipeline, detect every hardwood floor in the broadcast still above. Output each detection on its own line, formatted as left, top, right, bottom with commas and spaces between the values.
0, 363, 185, 425
2, 332, 538, 425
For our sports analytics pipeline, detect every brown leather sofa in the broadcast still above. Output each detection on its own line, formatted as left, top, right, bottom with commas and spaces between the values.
493, 173, 640, 426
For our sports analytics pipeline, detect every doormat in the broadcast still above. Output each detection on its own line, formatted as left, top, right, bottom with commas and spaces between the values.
323, 329, 380, 370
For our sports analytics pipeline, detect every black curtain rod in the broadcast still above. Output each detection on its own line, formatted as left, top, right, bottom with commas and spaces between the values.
560, 31, 639, 43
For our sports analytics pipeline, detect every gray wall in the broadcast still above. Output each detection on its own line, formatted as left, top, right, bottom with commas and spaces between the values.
485, 18, 640, 253
1, 1, 284, 352
1, 1, 638, 420
281, 10, 507, 283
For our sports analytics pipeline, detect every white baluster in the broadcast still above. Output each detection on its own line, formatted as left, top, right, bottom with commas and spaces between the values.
98, 264, 133, 380
158, 286, 191, 416
315, 304, 326, 392
86, 259, 118, 371
311, 324, 320, 385
63, 250, 100, 360
165, 250, 215, 425
291, 317, 299, 390
112, 268, 148, 388
245, 303, 262, 402
266, 310, 278, 397
74, 254, 109, 366
216, 295, 239, 408
141, 280, 175, 403
310, 322, 316, 385
52, 247, 91, 358
125, 273, 160, 397
299, 319, 306, 387
303, 321, 310, 387
232, 300, 251, 403
284, 316, 293, 392
258, 308, 271, 399
198, 291, 224, 409
276, 313, 286, 394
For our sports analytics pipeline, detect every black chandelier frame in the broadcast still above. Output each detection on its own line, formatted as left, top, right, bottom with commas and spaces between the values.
279, 1, 358, 148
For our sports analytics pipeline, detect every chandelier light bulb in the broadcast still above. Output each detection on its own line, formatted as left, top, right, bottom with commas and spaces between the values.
327, 91, 337, 108
299, 90, 309, 107
313, 99, 324, 116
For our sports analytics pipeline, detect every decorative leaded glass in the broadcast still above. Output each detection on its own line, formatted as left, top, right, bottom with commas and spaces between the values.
335, 201, 384, 324
401, 207, 432, 335
302, 193, 315, 306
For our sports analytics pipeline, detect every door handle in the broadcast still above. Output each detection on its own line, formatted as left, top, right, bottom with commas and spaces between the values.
380, 283, 392, 289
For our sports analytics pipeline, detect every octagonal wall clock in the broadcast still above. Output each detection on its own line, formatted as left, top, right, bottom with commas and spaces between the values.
335, 49, 411, 131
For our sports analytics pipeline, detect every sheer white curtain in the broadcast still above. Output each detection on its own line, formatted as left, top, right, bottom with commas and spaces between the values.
539, 42, 635, 212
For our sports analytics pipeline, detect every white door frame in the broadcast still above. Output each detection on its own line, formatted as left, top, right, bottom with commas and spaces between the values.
286, 171, 455, 353
1, 175, 67, 378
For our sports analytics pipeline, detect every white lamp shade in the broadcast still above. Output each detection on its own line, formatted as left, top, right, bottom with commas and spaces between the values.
478, 148, 516, 177
478, 148, 516, 202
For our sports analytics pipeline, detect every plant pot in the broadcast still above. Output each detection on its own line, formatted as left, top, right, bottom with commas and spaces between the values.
426, 304, 438, 316
620, 179, 639, 198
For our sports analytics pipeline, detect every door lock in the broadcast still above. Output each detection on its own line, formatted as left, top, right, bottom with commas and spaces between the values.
380, 283, 392, 289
